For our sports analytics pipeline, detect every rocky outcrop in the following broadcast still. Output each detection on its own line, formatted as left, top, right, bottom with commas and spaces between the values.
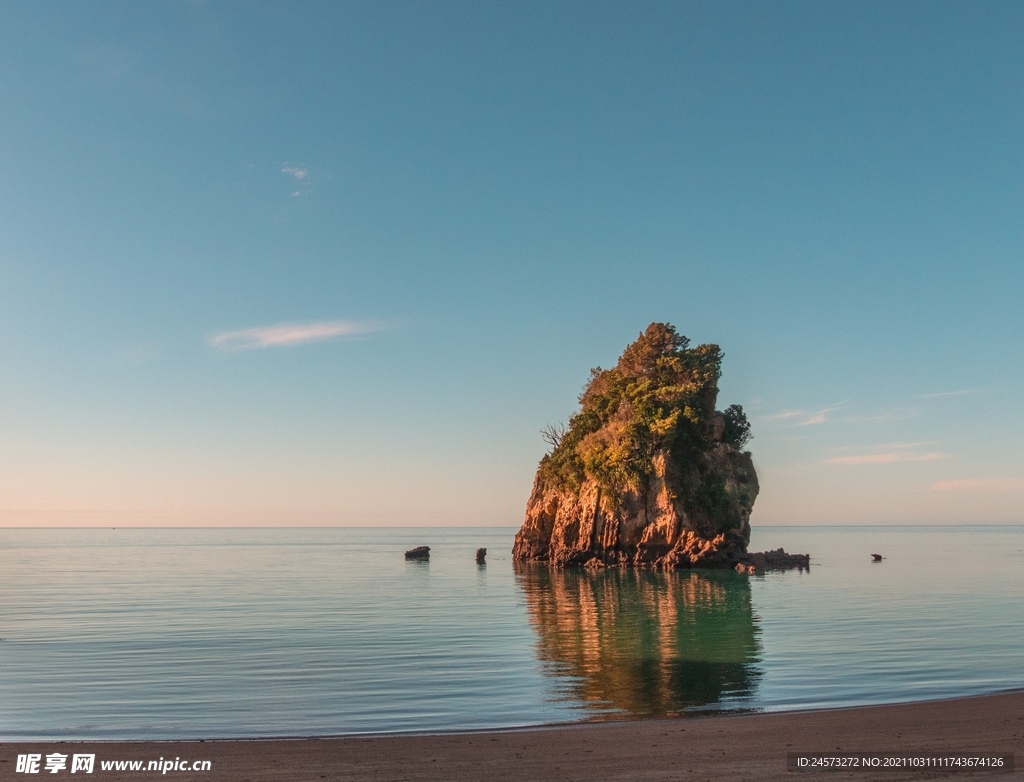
512, 436, 759, 569
512, 323, 762, 571
404, 546, 430, 560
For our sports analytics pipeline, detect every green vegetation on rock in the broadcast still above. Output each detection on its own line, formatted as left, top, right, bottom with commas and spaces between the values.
539, 323, 750, 508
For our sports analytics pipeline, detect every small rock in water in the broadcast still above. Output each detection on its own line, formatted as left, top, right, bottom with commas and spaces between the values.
475, 548, 487, 564
871, 553, 883, 562
405, 546, 430, 560
736, 548, 810, 574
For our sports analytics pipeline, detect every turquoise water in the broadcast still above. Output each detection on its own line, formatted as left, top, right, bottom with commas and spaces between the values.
1, 526, 1022, 740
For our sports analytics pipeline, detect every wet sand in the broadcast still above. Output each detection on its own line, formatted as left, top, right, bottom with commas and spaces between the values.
3, 691, 1022, 781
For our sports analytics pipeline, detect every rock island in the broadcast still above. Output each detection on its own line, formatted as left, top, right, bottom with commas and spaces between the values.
513, 323, 803, 572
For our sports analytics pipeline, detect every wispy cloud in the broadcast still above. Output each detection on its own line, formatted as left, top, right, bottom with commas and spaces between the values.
848, 408, 918, 423
209, 320, 379, 351
931, 478, 1023, 493
766, 410, 804, 421
798, 411, 829, 426
914, 389, 982, 399
280, 164, 311, 197
826, 441, 950, 466
767, 400, 849, 426
828, 451, 949, 465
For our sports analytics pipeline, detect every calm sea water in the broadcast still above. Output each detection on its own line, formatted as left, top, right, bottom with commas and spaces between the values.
1, 526, 1022, 740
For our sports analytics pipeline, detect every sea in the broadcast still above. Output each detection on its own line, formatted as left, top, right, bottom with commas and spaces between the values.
1, 525, 1022, 740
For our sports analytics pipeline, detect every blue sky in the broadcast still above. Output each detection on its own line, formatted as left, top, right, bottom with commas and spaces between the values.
1, 1, 1022, 526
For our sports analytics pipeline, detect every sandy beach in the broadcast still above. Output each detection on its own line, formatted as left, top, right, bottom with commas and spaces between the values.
4, 690, 1022, 782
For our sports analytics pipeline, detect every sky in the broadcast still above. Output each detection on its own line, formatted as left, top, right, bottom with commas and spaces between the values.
1, 1, 1022, 527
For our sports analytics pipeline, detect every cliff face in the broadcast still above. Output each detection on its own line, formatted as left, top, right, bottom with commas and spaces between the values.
512, 324, 758, 569
512, 434, 758, 568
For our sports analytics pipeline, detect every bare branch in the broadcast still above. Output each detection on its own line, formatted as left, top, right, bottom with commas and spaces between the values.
541, 422, 568, 452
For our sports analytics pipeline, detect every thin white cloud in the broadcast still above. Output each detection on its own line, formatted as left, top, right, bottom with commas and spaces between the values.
210, 320, 379, 351
931, 479, 1024, 493
281, 165, 308, 180
914, 389, 982, 399
848, 409, 918, 423
798, 411, 829, 426
767, 410, 805, 421
827, 451, 949, 466
826, 442, 950, 466
767, 400, 849, 427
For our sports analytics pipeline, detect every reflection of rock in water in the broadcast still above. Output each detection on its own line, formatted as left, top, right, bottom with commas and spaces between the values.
515, 564, 761, 717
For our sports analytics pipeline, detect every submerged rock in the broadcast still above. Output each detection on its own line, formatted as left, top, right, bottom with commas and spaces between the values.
513, 324, 763, 570
404, 546, 430, 560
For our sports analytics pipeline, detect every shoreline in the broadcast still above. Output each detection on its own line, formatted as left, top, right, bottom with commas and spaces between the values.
3, 690, 1022, 780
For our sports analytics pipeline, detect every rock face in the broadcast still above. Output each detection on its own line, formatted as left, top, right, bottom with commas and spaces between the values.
513, 445, 759, 569
513, 324, 759, 570
404, 546, 430, 560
